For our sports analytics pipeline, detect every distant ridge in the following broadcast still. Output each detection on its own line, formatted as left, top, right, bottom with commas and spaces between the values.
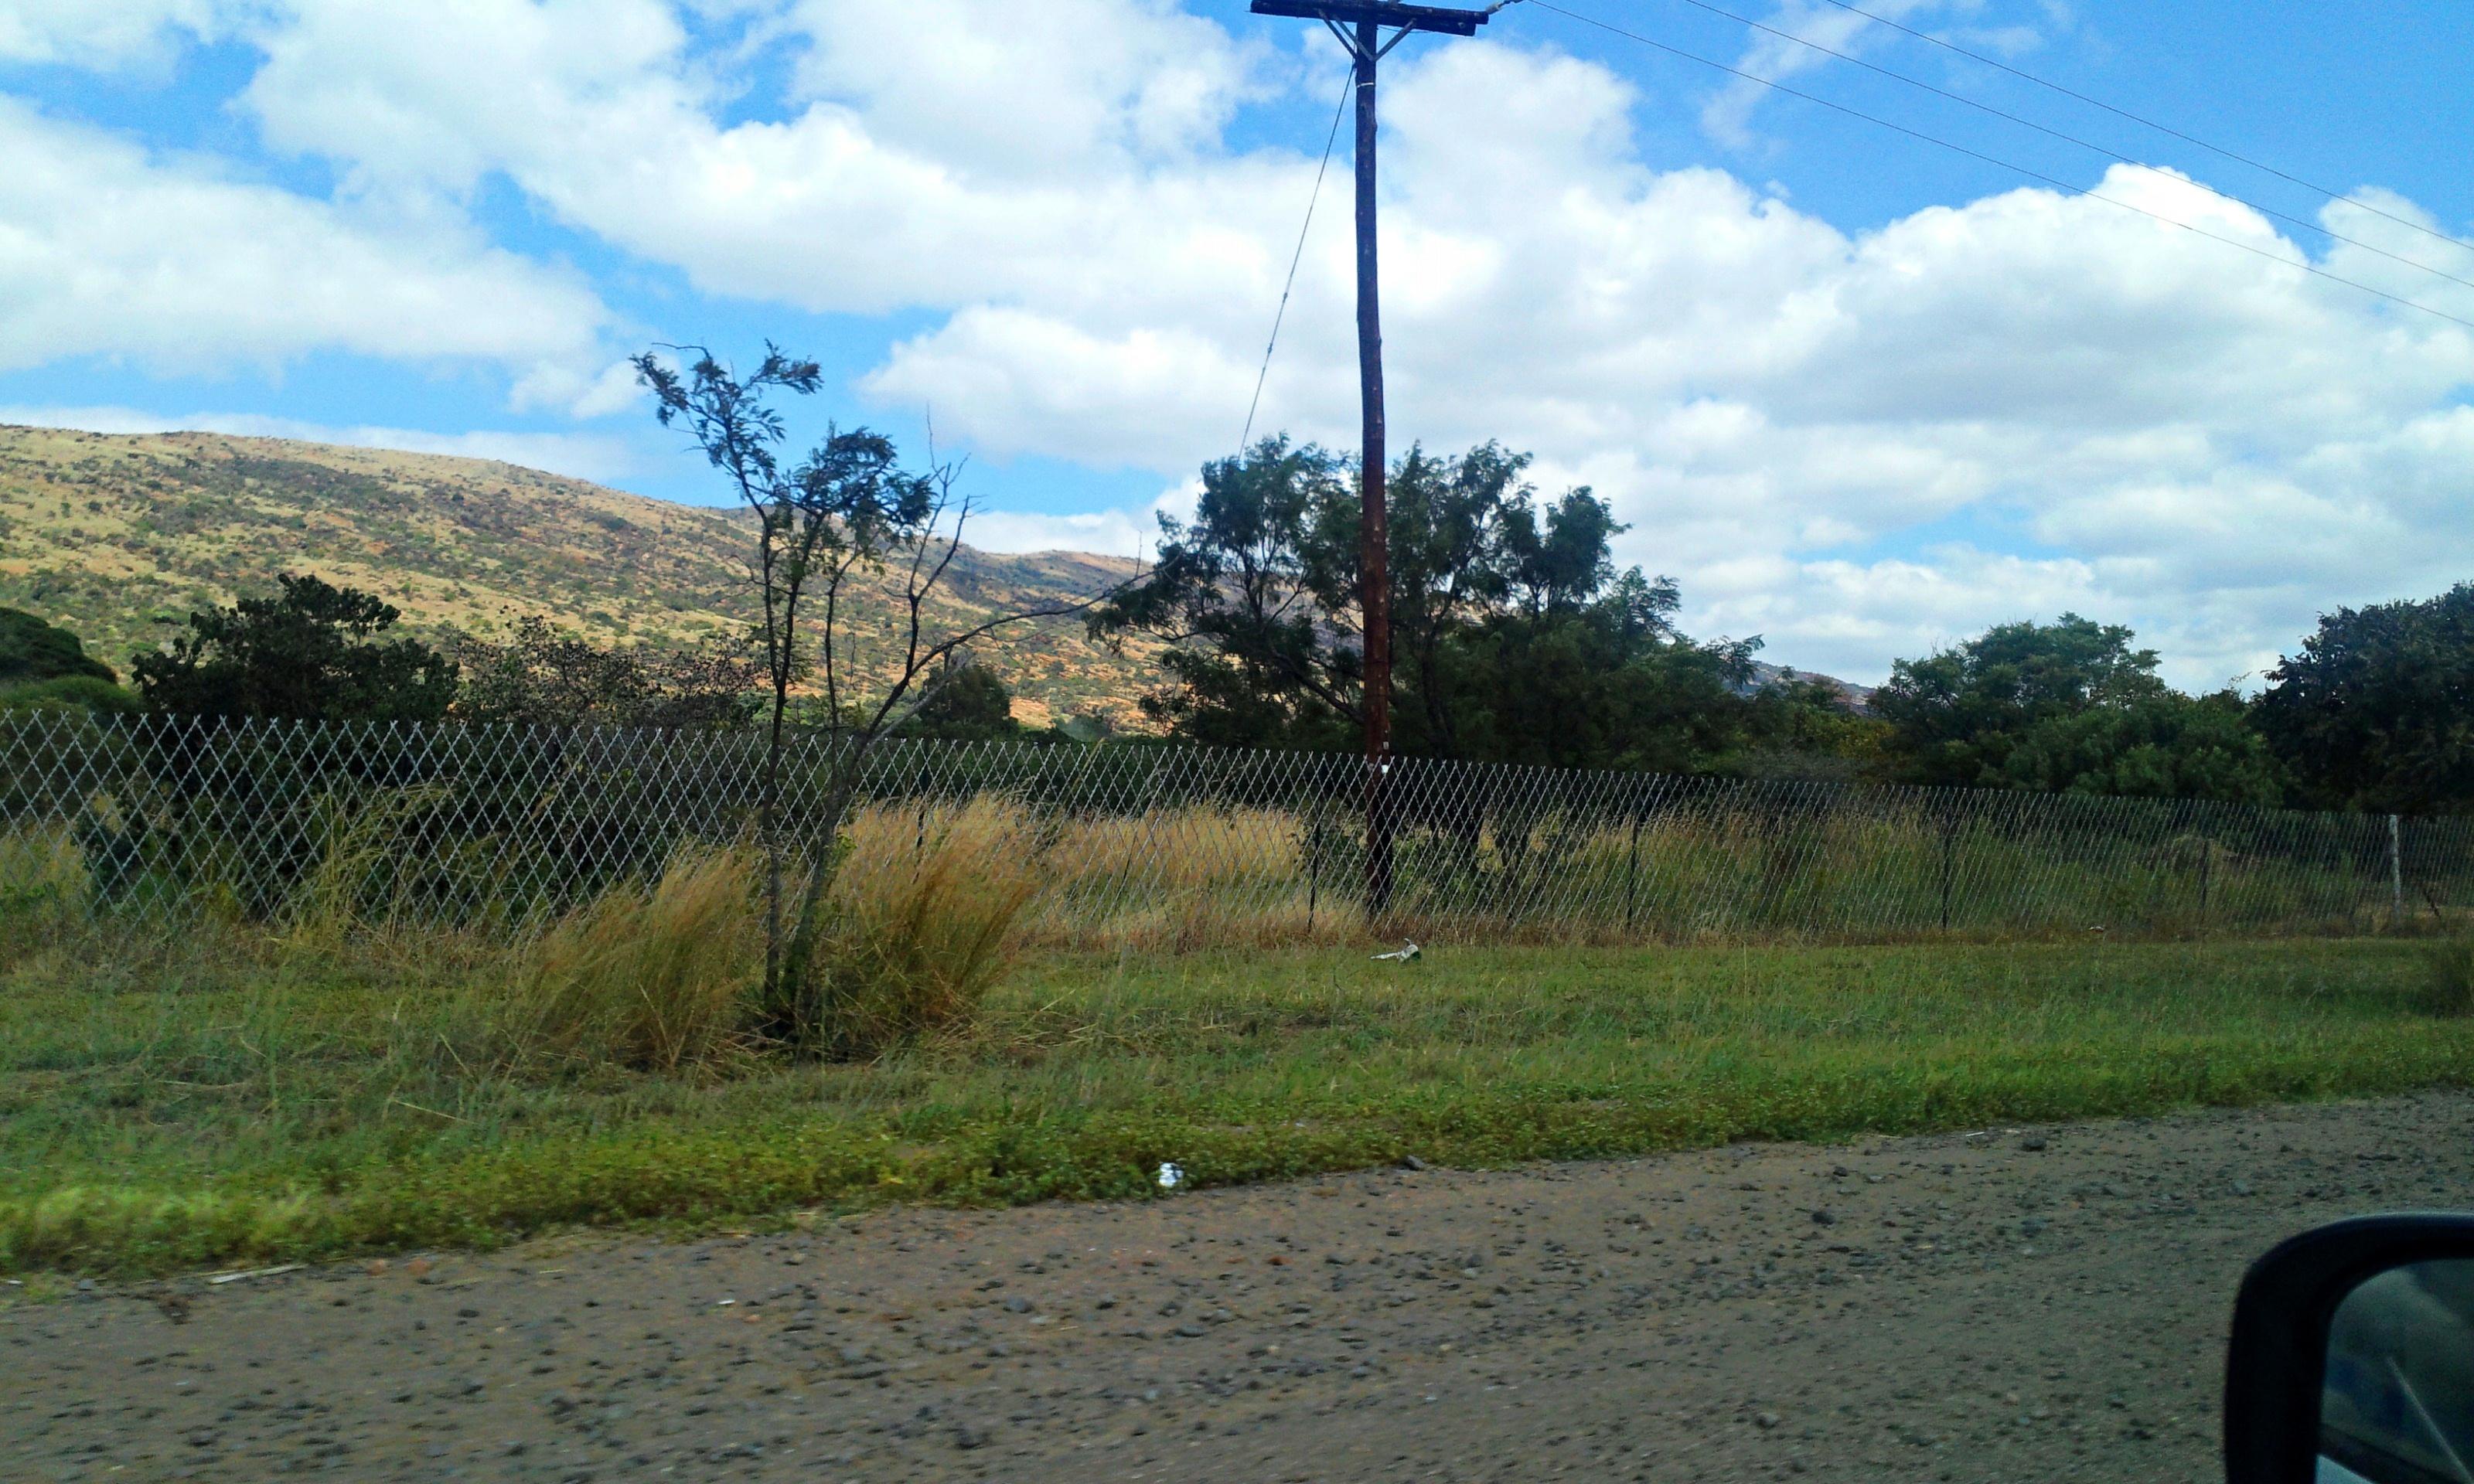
0, 424, 1154, 729
0, 424, 1877, 727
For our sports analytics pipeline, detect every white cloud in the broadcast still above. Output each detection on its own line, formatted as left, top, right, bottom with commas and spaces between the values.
14, 2, 2474, 689
865, 309, 1256, 471
965, 480, 1198, 558
512, 359, 648, 420
965, 508, 1156, 560
0, 0, 250, 69
784, 0, 1260, 175
1700, 0, 1960, 150
0, 100, 618, 390
0, 404, 639, 484
237, 0, 1297, 323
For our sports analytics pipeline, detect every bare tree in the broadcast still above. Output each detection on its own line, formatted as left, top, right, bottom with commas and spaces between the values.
635, 345, 1121, 1045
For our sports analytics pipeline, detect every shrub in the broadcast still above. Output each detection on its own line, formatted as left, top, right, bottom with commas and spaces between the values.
0, 608, 117, 687
2425, 938, 2474, 1019
0, 676, 142, 716
0, 827, 88, 957
493, 846, 762, 1073
791, 797, 1042, 1060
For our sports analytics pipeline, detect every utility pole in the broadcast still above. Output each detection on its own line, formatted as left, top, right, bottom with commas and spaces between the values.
1249, 0, 1498, 918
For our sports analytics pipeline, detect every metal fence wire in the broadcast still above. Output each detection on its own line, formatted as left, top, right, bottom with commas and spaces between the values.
3, 713, 2468, 949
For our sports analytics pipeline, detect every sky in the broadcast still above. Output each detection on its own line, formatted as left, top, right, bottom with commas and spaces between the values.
2, 0, 2470, 689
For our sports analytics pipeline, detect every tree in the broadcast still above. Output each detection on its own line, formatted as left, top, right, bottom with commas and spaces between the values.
2255, 584, 2474, 814
1998, 690, 2285, 805
0, 608, 118, 687
453, 614, 760, 730
1413, 571, 1774, 774
636, 345, 1119, 1049
132, 575, 458, 723
1873, 614, 2169, 788
908, 659, 1023, 743
1092, 437, 1838, 773
1091, 437, 1360, 751
0, 610, 138, 716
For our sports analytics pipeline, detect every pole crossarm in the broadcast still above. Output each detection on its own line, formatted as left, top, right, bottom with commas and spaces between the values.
1249, 1, 1491, 38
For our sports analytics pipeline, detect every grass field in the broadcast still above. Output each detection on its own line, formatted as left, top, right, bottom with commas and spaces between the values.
2, 934, 2469, 1279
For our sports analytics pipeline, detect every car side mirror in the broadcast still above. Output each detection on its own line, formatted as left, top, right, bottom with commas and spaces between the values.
2225, 1214, 2474, 1484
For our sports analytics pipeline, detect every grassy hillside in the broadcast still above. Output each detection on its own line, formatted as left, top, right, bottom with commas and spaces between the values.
0, 424, 1156, 728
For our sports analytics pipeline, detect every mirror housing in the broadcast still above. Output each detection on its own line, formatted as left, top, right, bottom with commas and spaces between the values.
2225, 1213, 2474, 1484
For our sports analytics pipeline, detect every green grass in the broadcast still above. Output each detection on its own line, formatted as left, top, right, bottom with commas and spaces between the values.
2, 937, 2469, 1278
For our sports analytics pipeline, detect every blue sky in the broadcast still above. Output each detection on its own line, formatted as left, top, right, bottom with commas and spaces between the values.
3, 0, 2470, 686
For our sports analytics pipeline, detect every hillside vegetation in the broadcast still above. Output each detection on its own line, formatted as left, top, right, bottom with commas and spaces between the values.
0, 424, 1154, 728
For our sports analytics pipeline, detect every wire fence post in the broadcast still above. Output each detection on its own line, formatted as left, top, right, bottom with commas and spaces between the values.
1624, 804, 1644, 934
2391, 814, 2406, 926
1938, 800, 1959, 934
1305, 804, 1324, 935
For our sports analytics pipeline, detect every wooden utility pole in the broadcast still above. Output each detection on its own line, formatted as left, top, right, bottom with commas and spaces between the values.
1249, 0, 1497, 918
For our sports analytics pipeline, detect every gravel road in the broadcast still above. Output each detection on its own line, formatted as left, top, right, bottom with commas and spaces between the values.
9, 1092, 2471, 1482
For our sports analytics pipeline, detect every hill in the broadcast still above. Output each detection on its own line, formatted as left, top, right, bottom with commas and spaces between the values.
0, 424, 1155, 729
1, 424, 1876, 730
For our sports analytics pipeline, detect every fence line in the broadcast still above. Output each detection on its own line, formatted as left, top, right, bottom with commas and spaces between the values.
3, 713, 2467, 950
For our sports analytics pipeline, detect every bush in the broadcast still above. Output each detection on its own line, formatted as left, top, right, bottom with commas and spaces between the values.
0, 827, 87, 957
793, 797, 1042, 1060
0, 676, 141, 717
2425, 939, 2474, 1019
493, 846, 762, 1073
0, 608, 116, 687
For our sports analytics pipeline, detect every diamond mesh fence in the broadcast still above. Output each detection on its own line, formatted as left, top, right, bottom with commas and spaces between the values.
3, 712, 2467, 951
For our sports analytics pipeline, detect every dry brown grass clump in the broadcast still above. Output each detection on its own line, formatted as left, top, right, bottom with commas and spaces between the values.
0, 826, 87, 957
806, 798, 1044, 1059
2425, 938, 2474, 1019
494, 845, 762, 1073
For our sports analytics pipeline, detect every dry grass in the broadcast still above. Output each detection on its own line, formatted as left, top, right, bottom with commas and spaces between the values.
489, 845, 762, 1074
1044, 806, 1301, 892
808, 798, 1044, 1059
2426, 938, 2474, 1019
0, 826, 86, 951
277, 786, 456, 955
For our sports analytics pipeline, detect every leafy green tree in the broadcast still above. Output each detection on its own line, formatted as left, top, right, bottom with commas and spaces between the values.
453, 614, 759, 730
636, 344, 1121, 1051
1094, 437, 1839, 771
0, 608, 117, 687
1092, 437, 1360, 751
1998, 690, 2285, 805
1877, 614, 2290, 805
1416, 573, 1771, 774
132, 574, 458, 723
908, 660, 1024, 742
1715, 673, 1893, 784
2254, 584, 2474, 814
1874, 615, 2170, 788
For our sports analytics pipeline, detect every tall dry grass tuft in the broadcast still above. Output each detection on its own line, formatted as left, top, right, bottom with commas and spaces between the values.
492, 845, 762, 1074
278, 785, 452, 957
0, 825, 88, 960
799, 797, 1042, 1060
2425, 938, 2474, 1019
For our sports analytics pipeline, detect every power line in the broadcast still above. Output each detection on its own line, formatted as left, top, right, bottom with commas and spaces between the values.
1648, 0, 2474, 297
1239, 66, 1355, 455
1523, 1, 2474, 335
1800, 0, 2468, 253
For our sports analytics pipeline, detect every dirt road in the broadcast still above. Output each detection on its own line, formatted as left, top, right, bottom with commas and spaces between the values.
9, 1092, 2471, 1482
